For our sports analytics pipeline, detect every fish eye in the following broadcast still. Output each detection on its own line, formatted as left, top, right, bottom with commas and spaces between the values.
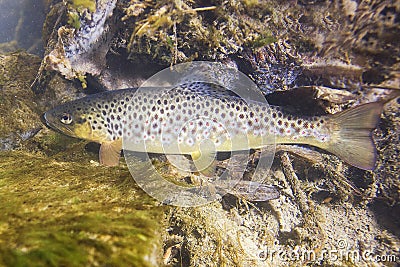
60, 113, 73, 124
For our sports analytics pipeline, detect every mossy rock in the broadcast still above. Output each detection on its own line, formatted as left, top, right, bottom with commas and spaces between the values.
0, 50, 167, 266
0, 151, 166, 266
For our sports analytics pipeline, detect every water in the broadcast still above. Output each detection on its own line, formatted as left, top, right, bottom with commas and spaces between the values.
0, 1, 399, 266
0, 0, 45, 55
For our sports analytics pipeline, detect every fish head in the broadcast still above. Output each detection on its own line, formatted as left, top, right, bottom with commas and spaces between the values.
42, 99, 104, 142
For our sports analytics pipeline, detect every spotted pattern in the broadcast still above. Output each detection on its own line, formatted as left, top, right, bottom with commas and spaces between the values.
59, 82, 331, 152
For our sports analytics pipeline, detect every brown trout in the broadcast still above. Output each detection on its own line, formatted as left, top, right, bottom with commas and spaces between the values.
43, 82, 383, 170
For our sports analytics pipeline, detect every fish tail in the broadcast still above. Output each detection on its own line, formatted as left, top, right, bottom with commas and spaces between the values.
325, 102, 384, 170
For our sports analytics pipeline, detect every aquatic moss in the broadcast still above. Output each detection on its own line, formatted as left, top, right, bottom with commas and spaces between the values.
251, 34, 277, 48
121, 0, 277, 64
71, 0, 96, 13
0, 151, 166, 266
0, 52, 42, 148
67, 10, 81, 29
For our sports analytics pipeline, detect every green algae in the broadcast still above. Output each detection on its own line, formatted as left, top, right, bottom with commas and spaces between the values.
71, 0, 96, 13
67, 10, 81, 30
0, 52, 42, 148
0, 150, 166, 266
122, 0, 277, 64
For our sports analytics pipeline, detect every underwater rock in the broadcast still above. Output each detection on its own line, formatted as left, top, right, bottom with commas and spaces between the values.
0, 151, 166, 266
33, 0, 117, 92
0, 52, 166, 266
0, 52, 42, 150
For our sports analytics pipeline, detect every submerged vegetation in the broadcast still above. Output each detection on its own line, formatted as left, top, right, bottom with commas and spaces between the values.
0, 151, 165, 266
122, 0, 276, 64
0, 51, 166, 266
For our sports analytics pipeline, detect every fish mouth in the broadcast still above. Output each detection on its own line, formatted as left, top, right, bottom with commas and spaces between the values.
40, 112, 49, 127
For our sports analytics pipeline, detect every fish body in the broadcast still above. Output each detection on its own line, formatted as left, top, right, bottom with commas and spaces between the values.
43, 82, 383, 170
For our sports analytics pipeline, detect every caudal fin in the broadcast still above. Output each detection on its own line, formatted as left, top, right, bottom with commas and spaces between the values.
326, 102, 384, 170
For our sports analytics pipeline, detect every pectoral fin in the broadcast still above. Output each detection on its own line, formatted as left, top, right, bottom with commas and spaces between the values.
99, 140, 122, 166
